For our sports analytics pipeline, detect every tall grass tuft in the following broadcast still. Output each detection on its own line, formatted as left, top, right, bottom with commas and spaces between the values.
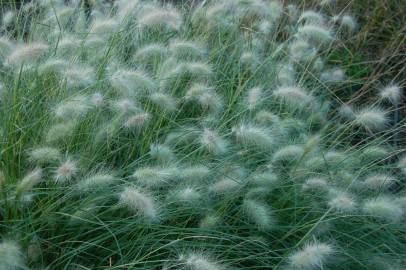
0, 0, 404, 269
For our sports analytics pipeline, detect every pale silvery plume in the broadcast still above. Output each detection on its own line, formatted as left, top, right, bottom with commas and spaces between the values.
258, 20, 274, 35
180, 252, 224, 270
29, 147, 61, 165
233, 123, 273, 149
112, 98, 140, 114
340, 15, 357, 32
200, 128, 228, 155
149, 92, 178, 112
2, 10, 15, 27
289, 241, 334, 270
110, 69, 156, 97
328, 189, 357, 213
16, 168, 42, 195
245, 86, 263, 110
296, 24, 333, 46
138, 6, 182, 32
243, 199, 274, 231
133, 166, 178, 188
185, 84, 223, 113
303, 177, 328, 190
169, 39, 206, 60
209, 178, 243, 195
54, 95, 90, 120
123, 112, 151, 130
77, 174, 116, 193
360, 146, 389, 162
289, 40, 317, 62
119, 186, 159, 222
363, 197, 404, 223
0, 240, 26, 270
363, 174, 397, 190
89, 18, 119, 35
90, 92, 105, 107
379, 85, 402, 104
54, 159, 78, 183
320, 68, 345, 83
273, 86, 314, 109
298, 11, 325, 25
63, 66, 95, 88
353, 107, 388, 131
272, 145, 305, 164
149, 144, 175, 164
6, 42, 49, 67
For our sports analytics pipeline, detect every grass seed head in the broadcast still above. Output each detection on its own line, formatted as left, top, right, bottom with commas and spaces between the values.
0, 240, 26, 270
289, 241, 334, 270
379, 85, 402, 104
119, 186, 158, 222
363, 197, 404, 223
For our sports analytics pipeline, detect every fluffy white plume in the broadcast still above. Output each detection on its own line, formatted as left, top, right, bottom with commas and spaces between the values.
363, 197, 403, 223
29, 147, 61, 164
353, 107, 388, 131
0, 240, 26, 269
179, 252, 224, 270
16, 168, 43, 195
233, 123, 273, 149
364, 174, 397, 190
119, 186, 158, 222
200, 128, 228, 155
379, 85, 402, 104
7, 42, 49, 66
54, 159, 78, 183
273, 86, 314, 109
77, 174, 116, 192
243, 199, 274, 231
328, 190, 357, 212
289, 241, 334, 270
139, 7, 182, 31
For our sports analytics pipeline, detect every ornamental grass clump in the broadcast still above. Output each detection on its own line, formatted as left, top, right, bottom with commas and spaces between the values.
0, 0, 404, 269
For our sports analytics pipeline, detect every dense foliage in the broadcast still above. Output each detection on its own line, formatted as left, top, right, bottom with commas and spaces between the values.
0, 0, 405, 269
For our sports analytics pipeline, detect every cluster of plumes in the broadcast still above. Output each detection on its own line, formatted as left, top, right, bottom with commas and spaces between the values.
0, 0, 404, 269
